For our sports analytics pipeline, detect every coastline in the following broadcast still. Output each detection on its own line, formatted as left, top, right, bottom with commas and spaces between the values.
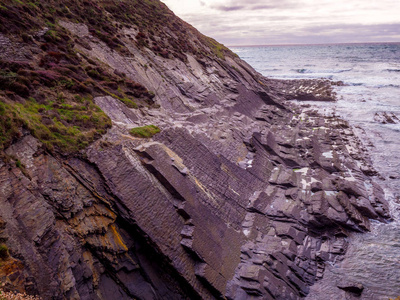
231, 43, 400, 298
0, 2, 397, 299
228, 41, 400, 48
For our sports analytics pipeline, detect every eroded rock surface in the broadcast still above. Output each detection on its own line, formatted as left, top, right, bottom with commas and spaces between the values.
374, 111, 400, 124
0, 2, 391, 300
268, 79, 338, 102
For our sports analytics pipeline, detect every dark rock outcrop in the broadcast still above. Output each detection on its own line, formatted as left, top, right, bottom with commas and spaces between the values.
337, 281, 364, 295
374, 112, 400, 124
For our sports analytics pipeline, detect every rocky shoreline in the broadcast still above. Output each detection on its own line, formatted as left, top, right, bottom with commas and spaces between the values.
0, 2, 391, 299
267, 78, 341, 102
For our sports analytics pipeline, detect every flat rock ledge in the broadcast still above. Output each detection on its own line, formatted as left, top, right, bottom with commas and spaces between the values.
268, 79, 342, 102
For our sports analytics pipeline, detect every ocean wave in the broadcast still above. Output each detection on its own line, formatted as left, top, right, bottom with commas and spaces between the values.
294, 68, 353, 74
376, 84, 400, 88
261, 68, 280, 72
386, 127, 400, 133
386, 69, 400, 73
334, 68, 353, 73
347, 82, 364, 86
295, 68, 310, 73
345, 82, 400, 88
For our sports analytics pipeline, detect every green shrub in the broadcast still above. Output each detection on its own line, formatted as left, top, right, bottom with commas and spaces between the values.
104, 90, 138, 109
0, 101, 5, 115
129, 125, 160, 138
120, 97, 138, 109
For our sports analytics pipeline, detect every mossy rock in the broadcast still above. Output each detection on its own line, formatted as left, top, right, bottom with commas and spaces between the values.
129, 125, 160, 138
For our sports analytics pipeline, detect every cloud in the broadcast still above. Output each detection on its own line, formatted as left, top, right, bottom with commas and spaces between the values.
251, 5, 278, 10
210, 5, 244, 12
223, 23, 400, 45
162, 0, 400, 45
209, 0, 300, 11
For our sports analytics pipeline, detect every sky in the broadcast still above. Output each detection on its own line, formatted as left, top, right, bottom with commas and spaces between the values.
161, 0, 400, 46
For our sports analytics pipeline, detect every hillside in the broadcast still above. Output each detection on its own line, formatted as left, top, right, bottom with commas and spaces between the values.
0, 0, 389, 299
0, 0, 235, 153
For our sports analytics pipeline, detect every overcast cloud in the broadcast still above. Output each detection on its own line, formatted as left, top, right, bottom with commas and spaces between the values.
161, 0, 400, 45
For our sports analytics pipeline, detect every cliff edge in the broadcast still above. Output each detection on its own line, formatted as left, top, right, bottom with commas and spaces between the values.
0, 1, 390, 299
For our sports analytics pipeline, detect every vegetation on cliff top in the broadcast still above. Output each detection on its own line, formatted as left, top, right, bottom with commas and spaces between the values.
0, 0, 235, 60
0, 0, 234, 154
0, 1, 162, 153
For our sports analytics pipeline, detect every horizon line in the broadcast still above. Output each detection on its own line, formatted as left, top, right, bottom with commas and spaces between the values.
227, 41, 400, 47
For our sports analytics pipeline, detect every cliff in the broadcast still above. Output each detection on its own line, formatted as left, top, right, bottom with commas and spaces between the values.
0, 1, 390, 299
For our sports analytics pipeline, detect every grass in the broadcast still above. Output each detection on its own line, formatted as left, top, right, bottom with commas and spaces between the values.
104, 90, 138, 109
202, 36, 228, 59
120, 97, 138, 109
0, 96, 111, 153
15, 159, 21, 168
0, 100, 23, 150
129, 125, 160, 138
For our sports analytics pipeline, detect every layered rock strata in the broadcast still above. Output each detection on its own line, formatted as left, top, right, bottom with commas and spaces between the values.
0, 2, 390, 299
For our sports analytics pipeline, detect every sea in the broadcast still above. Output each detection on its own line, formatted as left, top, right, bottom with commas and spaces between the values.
230, 43, 400, 299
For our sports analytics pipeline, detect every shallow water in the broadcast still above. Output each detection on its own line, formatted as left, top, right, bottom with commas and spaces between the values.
231, 43, 400, 298
306, 220, 400, 299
